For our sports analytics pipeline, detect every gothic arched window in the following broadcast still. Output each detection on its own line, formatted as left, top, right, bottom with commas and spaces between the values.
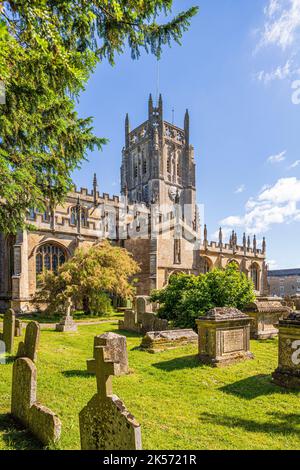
81, 207, 88, 228
70, 206, 77, 226
251, 264, 260, 291
36, 243, 66, 280
167, 156, 171, 174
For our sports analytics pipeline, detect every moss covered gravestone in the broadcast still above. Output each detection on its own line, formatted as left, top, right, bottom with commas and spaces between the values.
86, 332, 129, 375
272, 312, 300, 389
11, 321, 61, 446
0, 309, 15, 354
196, 308, 253, 367
80, 346, 142, 450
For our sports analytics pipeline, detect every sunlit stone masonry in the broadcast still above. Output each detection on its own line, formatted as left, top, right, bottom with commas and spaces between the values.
272, 311, 300, 389
0, 95, 268, 314
243, 297, 291, 340
196, 307, 253, 367
141, 329, 198, 353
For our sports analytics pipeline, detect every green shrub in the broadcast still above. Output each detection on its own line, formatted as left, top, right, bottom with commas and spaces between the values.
151, 263, 255, 329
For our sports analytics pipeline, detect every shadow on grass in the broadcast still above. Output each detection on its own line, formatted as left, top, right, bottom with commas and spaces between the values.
0, 413, 42, 450
152, 354, 205, 372
200, 411, 300, 436
61, 369, 93, 378
219, 374, 296, 399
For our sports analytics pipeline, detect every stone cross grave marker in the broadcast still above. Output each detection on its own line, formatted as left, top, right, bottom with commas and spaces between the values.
0, 309, 15, 355
16, 321, 40, 362
79, 346, 142, 450
55, 298, 78, 332
86, 332, 129, 375
11, 357, 61, 446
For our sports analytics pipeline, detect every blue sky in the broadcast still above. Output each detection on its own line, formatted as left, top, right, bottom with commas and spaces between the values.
73, 0, 300, 270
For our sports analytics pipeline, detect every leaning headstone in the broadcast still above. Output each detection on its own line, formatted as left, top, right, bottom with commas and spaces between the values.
79, 346, 142, 450
0, 309, 15, 354
55, 299, 77, 332
196, 308, 253, 367
11, 357, 61, 445
16, 321, 40, 362
15, 319, 23, 337
141, 329, 198, 353
272, 311, 300, 389
87, 332, 129, 375
243, 297, 291, 339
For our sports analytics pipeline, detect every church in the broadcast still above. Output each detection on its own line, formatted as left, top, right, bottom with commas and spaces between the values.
0, 95, 268, 313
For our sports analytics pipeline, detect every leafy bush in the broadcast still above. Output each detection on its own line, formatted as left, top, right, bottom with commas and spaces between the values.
34, 240, 140, 316
150, 263, 255, 329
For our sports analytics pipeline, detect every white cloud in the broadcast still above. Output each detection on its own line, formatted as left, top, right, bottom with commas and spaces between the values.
220, 177, 300, 235
256, 59, 294, 83
267, 150, 287, 163
235, 184, 246, 194
260, 0, 300, 50
255, 1, 300, 84
288, 159, 300, 168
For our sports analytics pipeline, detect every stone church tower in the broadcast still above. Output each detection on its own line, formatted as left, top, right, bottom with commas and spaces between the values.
0, 94, 268, 313
121, 94, 197, 229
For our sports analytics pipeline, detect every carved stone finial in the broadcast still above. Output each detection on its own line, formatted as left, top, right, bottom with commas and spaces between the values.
262, 236, 266, 254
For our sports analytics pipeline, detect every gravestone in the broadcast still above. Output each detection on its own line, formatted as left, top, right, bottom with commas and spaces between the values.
55, 299, 77, 332
141, 329, 198, 353
11, 357, 61, 445
272, 311, 300, 389
15, 319, 23, 337
119, 301, 168, 334
243, 297, 291, 339
136, 296, 152, 322
87, 332, 129, 375
118, 309, 140, 333
79, 346, 142, 450
16, 321, 40, 362
0, 309, 15, 354
196, 308, 253, 367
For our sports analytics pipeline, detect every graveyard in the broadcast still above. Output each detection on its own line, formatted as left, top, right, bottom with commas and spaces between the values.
0, 320, 300, 450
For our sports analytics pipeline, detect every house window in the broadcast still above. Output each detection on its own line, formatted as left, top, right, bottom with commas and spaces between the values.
36, 243, 66, 280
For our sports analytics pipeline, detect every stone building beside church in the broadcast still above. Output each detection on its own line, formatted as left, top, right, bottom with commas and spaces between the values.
0, 95, 268, 313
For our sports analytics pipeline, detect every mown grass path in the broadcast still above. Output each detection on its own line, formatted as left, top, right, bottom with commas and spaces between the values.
0, 322, 299, 450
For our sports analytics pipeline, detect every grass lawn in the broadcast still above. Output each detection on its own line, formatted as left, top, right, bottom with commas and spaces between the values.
0, 322, 299, 450
0, 311, 124, 324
